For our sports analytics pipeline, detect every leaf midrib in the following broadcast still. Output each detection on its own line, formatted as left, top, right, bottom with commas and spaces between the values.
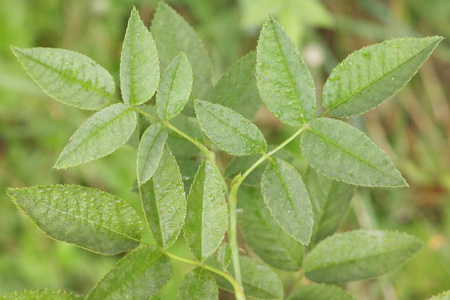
308, 127, 401, 183
306, 244, 416, 275
164, 57, 182, 120
325, 40, 436, 113
30, 199, 139, 242
202, 104, 263, 151
92, 250, 164, 299
60, 106, 132, 161
271, 161, 301, 233
19, 49, 115, 102
138, 125, 166, 183
270, 21, 306, 124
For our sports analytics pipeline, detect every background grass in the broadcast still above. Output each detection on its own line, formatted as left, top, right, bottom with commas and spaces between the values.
0, 0, 449, 299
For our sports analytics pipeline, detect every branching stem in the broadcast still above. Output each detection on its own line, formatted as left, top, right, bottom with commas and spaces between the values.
134, 108, 309, 300
164, 252, 245, 299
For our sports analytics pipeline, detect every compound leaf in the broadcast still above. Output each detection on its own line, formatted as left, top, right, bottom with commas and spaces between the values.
151, 2, 212, 99
208, 52, 260, 120
87, 245, 172, 300
305, 168, 355, 243
304, 230, 423, 283
287, 284, 355, 300
157, 52, 193, 121
256, 17, 316, 125
323, 37, 443, 118
120, 7, 159, 106
7, 185, 143, 255
216, 256, 284, 299
0, 289, 82, 300
137, 123, 167, 185
11, 46, 115, 110
184, 160, 228, 261
300, 118, 407, 187
140, 146, 186, 248
195, 100, 266, 155
178, 268, 218, 300
55, 103, 137, 169
261, 158, 313, 244
238, 185, 304, 271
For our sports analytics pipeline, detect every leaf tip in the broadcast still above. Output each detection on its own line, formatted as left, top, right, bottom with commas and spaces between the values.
5, 187, 16, 197
10, 45, 23, 57
156, 1, 170, 12
53, 160, 66, 170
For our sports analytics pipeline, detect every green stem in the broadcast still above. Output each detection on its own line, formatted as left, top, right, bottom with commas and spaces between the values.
165, 252, 245, 300
234, 125, 308, 189
227, 124, 309, 295
133, 107, 159, 121
164, 122, 229, 195
134, 107, 243, 296
228, 185, 242, 286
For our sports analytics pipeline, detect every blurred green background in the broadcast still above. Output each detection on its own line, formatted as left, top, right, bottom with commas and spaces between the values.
0, 0, 449, 299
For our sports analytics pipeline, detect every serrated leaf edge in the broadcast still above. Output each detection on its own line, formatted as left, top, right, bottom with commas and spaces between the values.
11, 46, 116, 110
323, 36, 443, 118
304, 229, 423, 283
6, 184, 143, 256
55, 103, 137, 169
261, 158, 313, 245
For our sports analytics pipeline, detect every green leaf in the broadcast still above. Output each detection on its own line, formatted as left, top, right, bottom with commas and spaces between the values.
208, 52, 260, 120
238, 186, 304, 271
300, 118, 407, 187
177, 159, 201, 194
136, 123, 168, 185
7, 185, 143, 255
304, 230, 423, 283
184, 160, 228, 261
87, 245, 172, 300
195, 100, 267, 155
55, 103, 137, 169
305, 168, 355, 243
140, 146, 186, 248
151, 2, 212, 99
178, 268, 218, 300
261, 158, 313, 244
216, 256, 284, 299
11, 46, 115, 110
157, 52, 193, 120
287, 284, 355, 300
428, 290, 450, 300
120, 7, 159, 106
0, 289, 83, 300
323, 37, 443, 118
216, 243, 232, 270
205, 243, 232, 271
256, 17, 316, 125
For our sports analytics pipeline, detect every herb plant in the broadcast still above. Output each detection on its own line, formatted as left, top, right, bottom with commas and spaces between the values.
4, 3, 446, 300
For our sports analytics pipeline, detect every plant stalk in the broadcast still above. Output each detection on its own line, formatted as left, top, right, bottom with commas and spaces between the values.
165, 251, 245, 299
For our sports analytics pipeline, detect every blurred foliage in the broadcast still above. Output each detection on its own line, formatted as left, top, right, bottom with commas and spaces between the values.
0, 0, 449, 299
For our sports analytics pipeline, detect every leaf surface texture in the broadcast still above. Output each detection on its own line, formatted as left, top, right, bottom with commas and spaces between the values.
300, 118, 406, 187
7, 185, 143, 255
12, 47, 115, 110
